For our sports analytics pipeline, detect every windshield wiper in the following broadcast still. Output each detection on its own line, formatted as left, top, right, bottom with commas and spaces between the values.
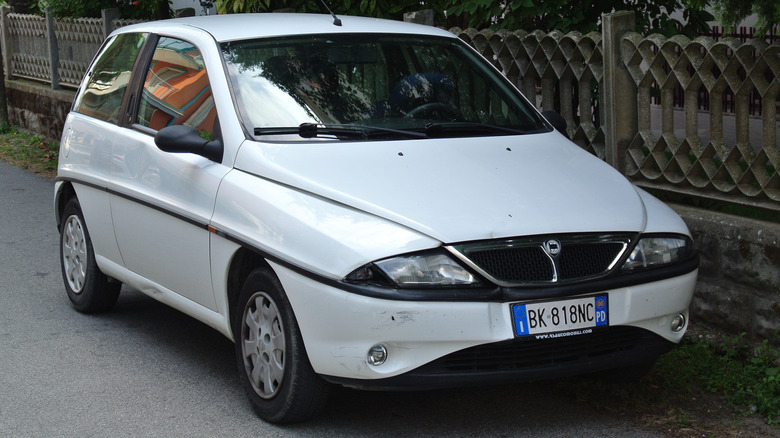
424, 122, 542, 138
254, 123, 426, 140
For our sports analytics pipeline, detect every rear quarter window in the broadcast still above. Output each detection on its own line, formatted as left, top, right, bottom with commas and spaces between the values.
73, 33, 147, 124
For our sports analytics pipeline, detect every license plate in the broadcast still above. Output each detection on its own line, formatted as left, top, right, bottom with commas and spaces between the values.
512, 295, 608, 338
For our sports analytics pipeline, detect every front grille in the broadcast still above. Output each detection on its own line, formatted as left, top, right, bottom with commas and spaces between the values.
449, 234, 632, 286
468, 246, 552, 282
558, 242, 624, 279
413, 326, 655, 374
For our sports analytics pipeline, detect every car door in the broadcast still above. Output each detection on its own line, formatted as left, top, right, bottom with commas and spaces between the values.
109, 34, 229, 311
62, 32, 152, 269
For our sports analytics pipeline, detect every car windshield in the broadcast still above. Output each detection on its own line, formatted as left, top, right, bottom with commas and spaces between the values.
221, 34, 548, 140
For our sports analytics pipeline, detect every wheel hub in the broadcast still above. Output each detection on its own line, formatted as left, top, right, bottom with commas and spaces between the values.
242, 292, 285, 399
62, 215, 87, 293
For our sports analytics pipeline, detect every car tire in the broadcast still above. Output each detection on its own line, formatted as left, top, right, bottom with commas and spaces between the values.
59, 197, 121, 312
234, 268, 331, 424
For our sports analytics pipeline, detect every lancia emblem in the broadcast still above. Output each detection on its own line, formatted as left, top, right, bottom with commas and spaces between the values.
543, 239, 561, 256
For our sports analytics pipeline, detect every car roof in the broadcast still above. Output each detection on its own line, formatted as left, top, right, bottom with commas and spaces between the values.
115, 13, 458, 43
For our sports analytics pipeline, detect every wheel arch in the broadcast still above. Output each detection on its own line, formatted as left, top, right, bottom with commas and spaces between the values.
54, 181, 77, 231
225, 247, 273, 338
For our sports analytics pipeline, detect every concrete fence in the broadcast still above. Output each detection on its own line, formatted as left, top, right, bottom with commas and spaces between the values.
453, 11, 779, 214
0, 8, 778, 340
0, 7, 140, 89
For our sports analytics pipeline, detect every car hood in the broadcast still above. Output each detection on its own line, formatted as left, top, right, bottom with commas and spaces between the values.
234, 132, 648, 243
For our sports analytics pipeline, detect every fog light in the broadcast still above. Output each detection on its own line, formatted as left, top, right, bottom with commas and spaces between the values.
367, 344, 388, 366
671, 313, 686, 332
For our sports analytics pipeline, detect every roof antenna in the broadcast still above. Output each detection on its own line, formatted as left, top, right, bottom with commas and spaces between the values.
319, 0, 342, 26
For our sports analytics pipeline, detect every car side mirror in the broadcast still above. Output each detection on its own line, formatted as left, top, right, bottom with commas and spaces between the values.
541, 110, 568, 138
154, 124, 223, 163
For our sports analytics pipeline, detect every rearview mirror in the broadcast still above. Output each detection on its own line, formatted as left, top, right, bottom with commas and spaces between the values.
154, 125, 223, 163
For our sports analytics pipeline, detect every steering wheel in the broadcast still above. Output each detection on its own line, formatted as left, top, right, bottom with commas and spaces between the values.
406, 102, 459, 119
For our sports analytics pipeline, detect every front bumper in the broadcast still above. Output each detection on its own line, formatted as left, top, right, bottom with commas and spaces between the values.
272, 260, 697, 383
324, 326, 673, 390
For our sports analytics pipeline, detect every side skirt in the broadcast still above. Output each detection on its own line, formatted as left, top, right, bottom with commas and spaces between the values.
96, 255, 234, 341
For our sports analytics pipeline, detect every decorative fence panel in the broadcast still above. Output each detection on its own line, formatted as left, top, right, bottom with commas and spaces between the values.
454, 28, 607, 160
54, 17, 104, 87
6, 13, 49, 83
454, 13, 778, 212
114, 19, 144, 29
622, 33, 779, 209
0, 6, 143, 88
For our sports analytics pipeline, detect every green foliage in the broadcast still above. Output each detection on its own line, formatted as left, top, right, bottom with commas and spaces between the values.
568, 330, 780, 432
573, 330, 780, 429
659, 334, 780, 424
0, 126, 59, 179
216, 0, 430, 19
215, 0, 711, 37
35, 0, 171, 19
199, 129, 213, 141
446, 0, 713, 36
712, 0, 780, 36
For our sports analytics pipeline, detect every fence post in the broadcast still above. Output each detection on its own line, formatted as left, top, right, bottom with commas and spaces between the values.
1, 5, 11, 82
102, 8, 119, 40
45, 9, 59, 90
602, 11, 637, 174
0, 6, 8, 127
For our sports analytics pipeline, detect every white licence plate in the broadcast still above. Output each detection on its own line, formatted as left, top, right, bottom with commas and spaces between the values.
512, 295, 608, 338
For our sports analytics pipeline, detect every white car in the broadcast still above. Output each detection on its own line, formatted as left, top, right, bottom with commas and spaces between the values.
54, 13, 699, 423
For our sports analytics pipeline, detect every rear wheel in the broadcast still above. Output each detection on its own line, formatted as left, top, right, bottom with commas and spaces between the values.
59, 197, 120, 312
234, 268, 330, 423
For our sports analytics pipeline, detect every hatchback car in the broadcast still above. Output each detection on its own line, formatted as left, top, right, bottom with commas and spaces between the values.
55, 13, 698, 423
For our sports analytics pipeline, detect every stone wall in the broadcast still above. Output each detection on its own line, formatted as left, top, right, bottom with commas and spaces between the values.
6, 80, 74, 141
675, 205, 780, 341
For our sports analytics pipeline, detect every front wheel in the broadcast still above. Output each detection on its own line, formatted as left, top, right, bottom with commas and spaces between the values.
59, 197, 120, 312
234, 268, 330, 423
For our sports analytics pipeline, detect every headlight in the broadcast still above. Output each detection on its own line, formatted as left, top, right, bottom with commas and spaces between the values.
346, 252, 479, 287
621, 236, 692, 271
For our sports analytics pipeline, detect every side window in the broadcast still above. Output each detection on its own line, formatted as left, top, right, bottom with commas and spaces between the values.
137, 37, 216, 138
73, 33, 147, 124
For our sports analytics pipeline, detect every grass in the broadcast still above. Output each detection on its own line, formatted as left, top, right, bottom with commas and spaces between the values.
665, 332, 780, 422
687, 334, 780, 423
0, 125, 59, 180
569, 326, 780, 436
